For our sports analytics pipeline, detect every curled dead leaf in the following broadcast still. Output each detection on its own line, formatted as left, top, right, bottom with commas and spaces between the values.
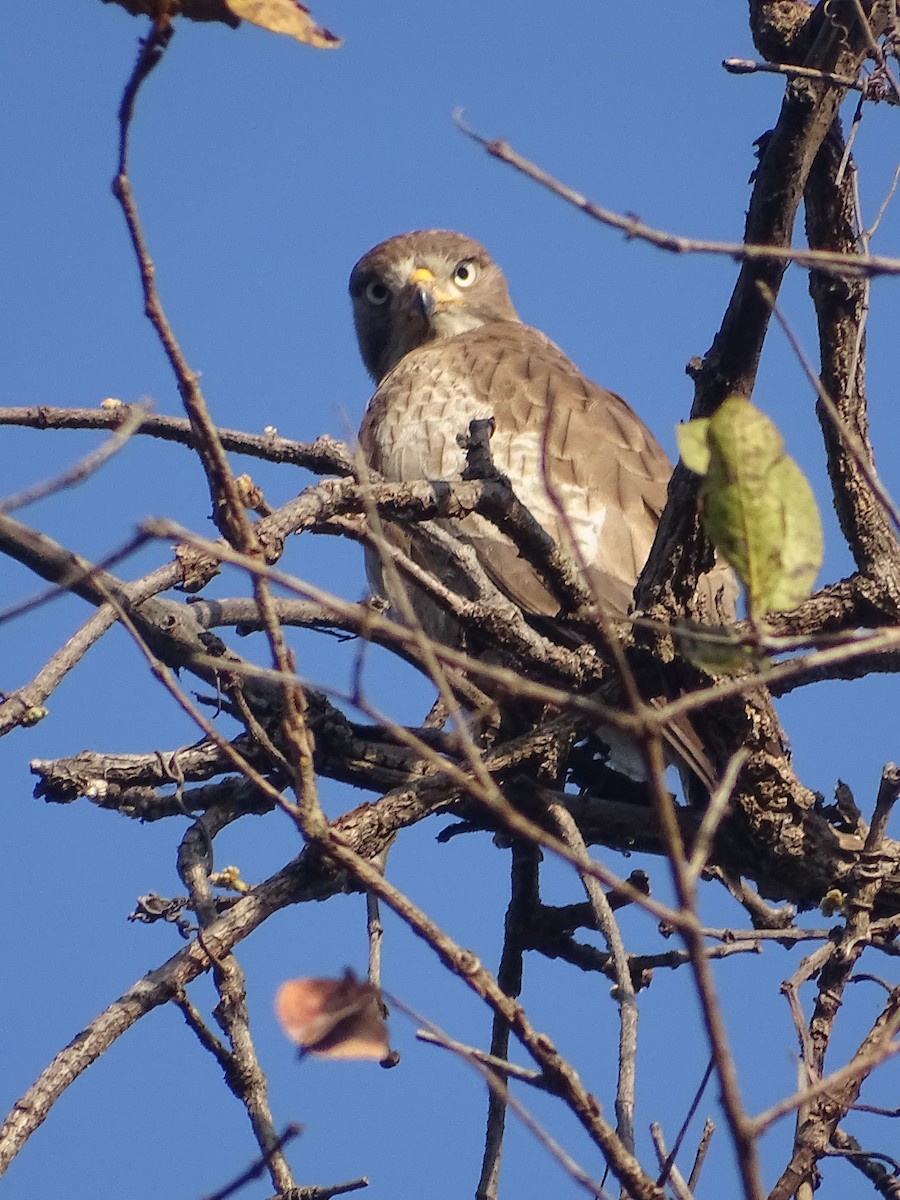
101, 0, 342, 46
226, 0, 341, 46
275, 970, 390, 1061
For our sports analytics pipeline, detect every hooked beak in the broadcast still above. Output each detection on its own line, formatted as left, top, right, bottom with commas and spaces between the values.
407, 267, 454, 324
412, 282, 436, 321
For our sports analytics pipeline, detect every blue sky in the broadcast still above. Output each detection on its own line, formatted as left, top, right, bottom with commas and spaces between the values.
2, 4, 899, 1198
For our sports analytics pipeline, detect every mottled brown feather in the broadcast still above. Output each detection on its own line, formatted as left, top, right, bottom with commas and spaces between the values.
352, 231, 735, 790
357, 292, 673, 617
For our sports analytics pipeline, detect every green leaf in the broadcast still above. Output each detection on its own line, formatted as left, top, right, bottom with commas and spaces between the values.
674, 621, 768, 675
679, 396, 823, 621
675, 419, 711, 475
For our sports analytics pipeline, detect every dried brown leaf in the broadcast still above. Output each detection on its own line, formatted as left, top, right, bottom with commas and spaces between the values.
275, 971, 390, 1060
225, 0, 341, 46
100, 0, 342, 45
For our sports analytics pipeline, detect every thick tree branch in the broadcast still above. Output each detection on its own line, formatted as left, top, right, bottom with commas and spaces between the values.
804, 123, 900, 611
639, 0, 895, 614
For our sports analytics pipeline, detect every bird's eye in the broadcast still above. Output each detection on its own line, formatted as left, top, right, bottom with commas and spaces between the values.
365, 279, 391, 305
453, 260, 478, 288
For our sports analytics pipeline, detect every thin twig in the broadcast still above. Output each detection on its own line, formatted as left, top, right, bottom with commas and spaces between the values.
656, 1057, 714, 1191
686, 1119, 716, 1194
549, 804, 638, 1157
769, 283, 900, 539
200, 1124, 303, 1200
722, 56, 898, 104
453, 112, 900, 280
366, 893, 384, 990
640, 739, 763, 1199
649, 1124, 694, 1200
767, 759, 900, 1197
313, 839, 661, 1199
417, 1030, 545, 1087
178, 814, 296, 1195
477, 842, 540, 1200
685, 750, 749, 881
0, 405, 356, 475
750, 1025, 900, 1137
866, 161, 900, 238
390, 997, 613, 1200
847, 0, 900, 99
0, 404, 149, 514
112, 23, 257, 553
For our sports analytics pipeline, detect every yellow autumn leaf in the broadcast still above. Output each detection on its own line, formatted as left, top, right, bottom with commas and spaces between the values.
676, 396, 823, 621
101, 0, 342, 47
225, 0, 341, 46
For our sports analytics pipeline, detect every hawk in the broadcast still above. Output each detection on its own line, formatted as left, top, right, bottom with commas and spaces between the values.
350, 230, 732, 787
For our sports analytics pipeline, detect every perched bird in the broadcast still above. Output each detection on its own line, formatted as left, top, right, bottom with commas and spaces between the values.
350, 229, 731, 788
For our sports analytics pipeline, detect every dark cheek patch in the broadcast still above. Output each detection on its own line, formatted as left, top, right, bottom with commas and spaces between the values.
357, 315, 390, 381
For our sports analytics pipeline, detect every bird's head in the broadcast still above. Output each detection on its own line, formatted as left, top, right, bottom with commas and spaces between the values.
349, 230, 519, 382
